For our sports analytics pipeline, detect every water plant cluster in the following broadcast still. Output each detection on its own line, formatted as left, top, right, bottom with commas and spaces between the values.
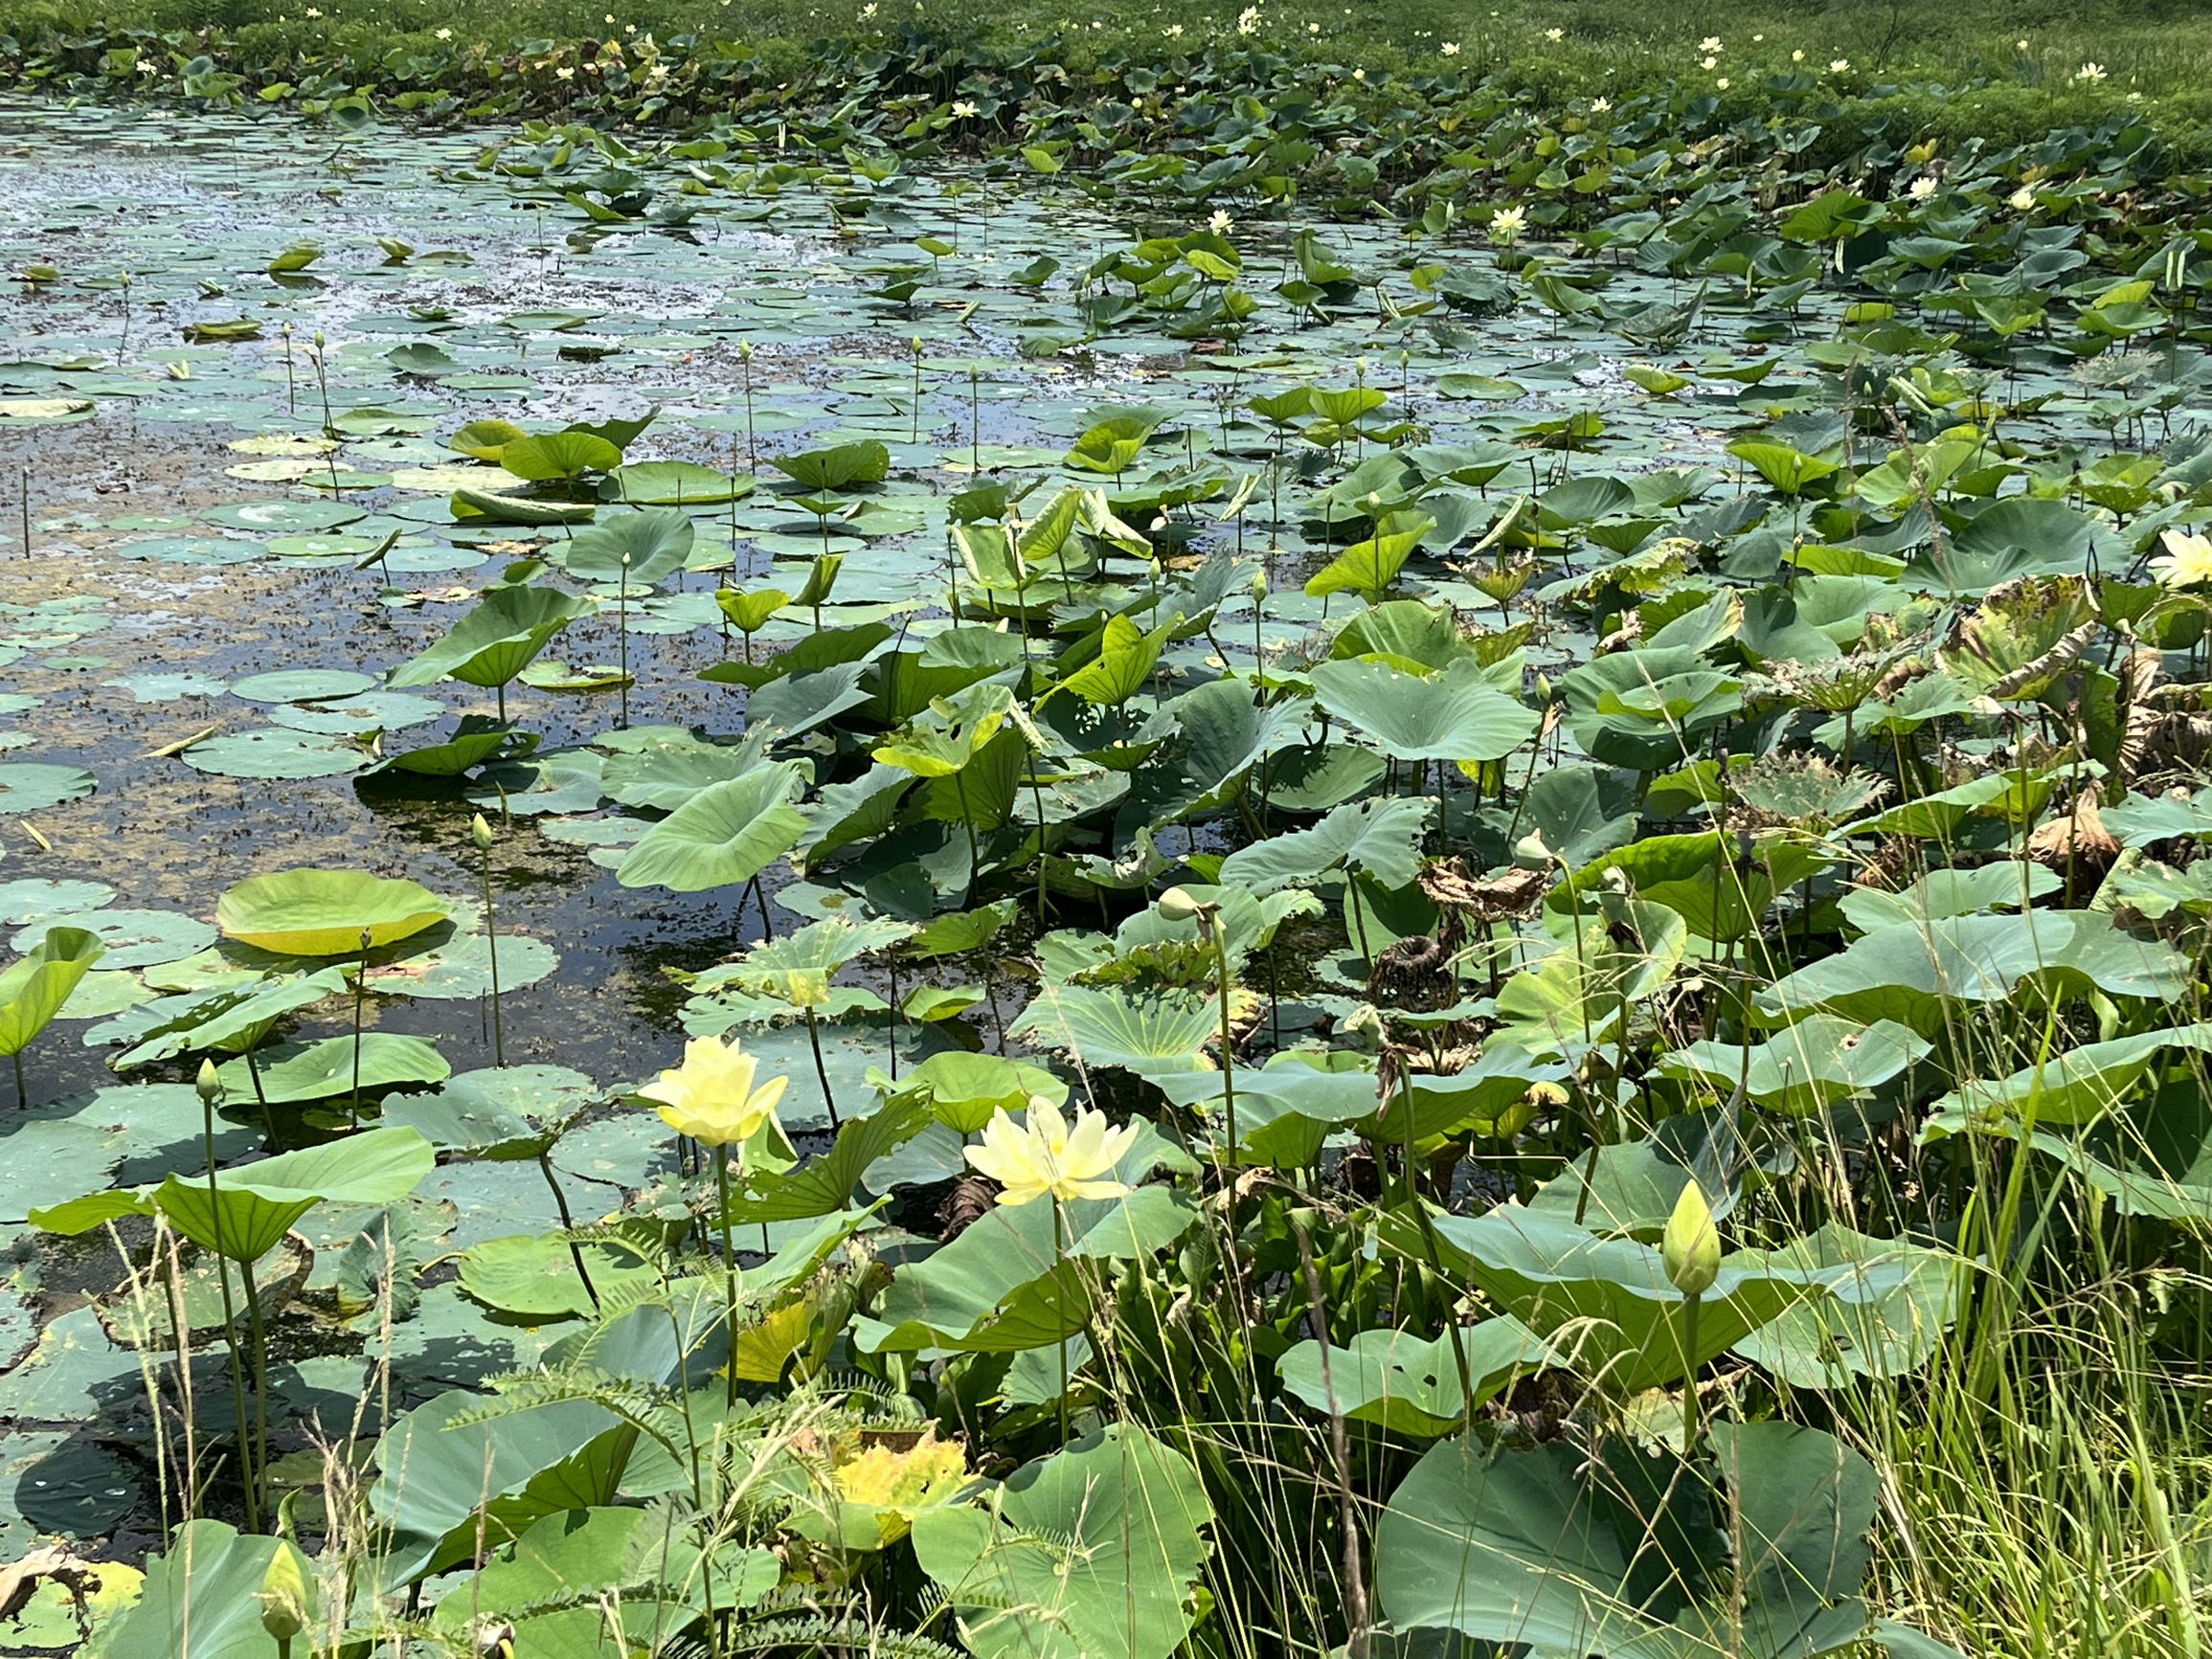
0, 37, 2211, 1659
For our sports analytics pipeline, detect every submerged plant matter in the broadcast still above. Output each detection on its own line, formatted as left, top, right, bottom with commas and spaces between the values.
5, 51, 2212, 1659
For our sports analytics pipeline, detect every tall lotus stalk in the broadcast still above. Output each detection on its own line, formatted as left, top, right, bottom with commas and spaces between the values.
617, 547, 632, 730
1250, 568, 1268, 700
474, 814, 505, 1067
196, 1061, 260, 1533
349, 926, 371, 1131
641, 1035, 790, 1406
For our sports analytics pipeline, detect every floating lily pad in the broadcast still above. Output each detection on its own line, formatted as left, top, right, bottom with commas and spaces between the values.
202, 499, 365, 532
229, 668, 377, 704
115, 535, 264, 566
103, 672, 229, 702
178, 729, 369, 778
0, 879, 116, 923
11, 908, 213, 968
266, 532, 379, 557
0, 764, 97, 813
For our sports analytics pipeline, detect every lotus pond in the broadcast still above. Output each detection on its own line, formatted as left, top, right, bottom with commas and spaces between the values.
2, 78, 2212, 1659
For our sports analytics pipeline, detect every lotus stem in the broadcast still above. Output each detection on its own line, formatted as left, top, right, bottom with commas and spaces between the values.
1681, 1289, 1703, 1452
238, 1256, 270, 1534
1207, 917, 1237, 1170
476, 815, 505, 1068
243, 1047, 277, 1147
617, 555, 631, 730
715, 1146, 739, 1407
538, 1152, 598, 1310
1053, 1198, 1070, 1446
198, 1066, 259, 1533
802, 1004, 841, 1129
349, 928, 371, 1131
1293, 1215, 1369, 1659
1393, 1061, 1478, 1410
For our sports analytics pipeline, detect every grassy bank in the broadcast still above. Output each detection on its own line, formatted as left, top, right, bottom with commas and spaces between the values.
6, 0, 2212, 166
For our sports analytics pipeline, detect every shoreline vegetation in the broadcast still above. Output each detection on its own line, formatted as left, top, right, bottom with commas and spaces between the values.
6, 0, 2212, 184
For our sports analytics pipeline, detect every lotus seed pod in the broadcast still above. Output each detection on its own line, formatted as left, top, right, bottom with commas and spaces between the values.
1157, 886, 1203, 922
1661, 1182, 1721, 1297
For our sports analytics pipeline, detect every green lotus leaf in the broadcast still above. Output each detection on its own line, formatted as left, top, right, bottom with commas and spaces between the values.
616, 761, 809, 892
1659, 1015, 1931, 1116
0, 763, 98, 813
500, 429, 621, 481
386, 584, 598, 690
1310, 657, 1536, 764
0, 926, 103, 1058
913, 1424, 1212, 1659
1217, 795, 1432, 894
890, 1051, 1066, 1135
1758, 910, 2190, 1036
95, 1520, 306, 1659
449, 487, 597, 526
217, 867, 452, 956
370, 1388, 637, 1583
560, 504, 695, 586
1413, 1206, 1834, 1389
1731, 1224, 1965, 1389
214, 1033, 450, 1103
1009, 985, 1220, 1079
458, 1231, 661, 1319
601, 459, 752, 505
1279, 1316, 1557, 1439
1375, 1422, 1885, 1659
859, 1178, 1192, 1354
772, 439, 889, 491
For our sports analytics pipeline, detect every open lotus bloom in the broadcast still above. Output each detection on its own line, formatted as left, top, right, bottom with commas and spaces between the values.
964, 1094, 1140, 1206
641, 1033, 789, 1148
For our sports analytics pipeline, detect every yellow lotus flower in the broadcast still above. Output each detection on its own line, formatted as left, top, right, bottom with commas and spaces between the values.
965, 1095, 1140, 1206
2152, 529, 2212, 590
640, 1035, 789, 1147
837, 1435, 967, 1506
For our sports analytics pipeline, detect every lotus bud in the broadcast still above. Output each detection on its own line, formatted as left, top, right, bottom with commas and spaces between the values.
1512, 829, 1553, 869
195, 1058, 221, 1106
1661, 1182, 1721, 1297
1250, 570, 1267, 602
1157, 886, 1203, 922
472, 813, 495, 852
259, 1542, 311, 1641
1342, 1002, 1386, 1050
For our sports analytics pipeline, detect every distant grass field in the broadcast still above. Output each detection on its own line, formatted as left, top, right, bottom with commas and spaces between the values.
11, 0, 2212, 123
